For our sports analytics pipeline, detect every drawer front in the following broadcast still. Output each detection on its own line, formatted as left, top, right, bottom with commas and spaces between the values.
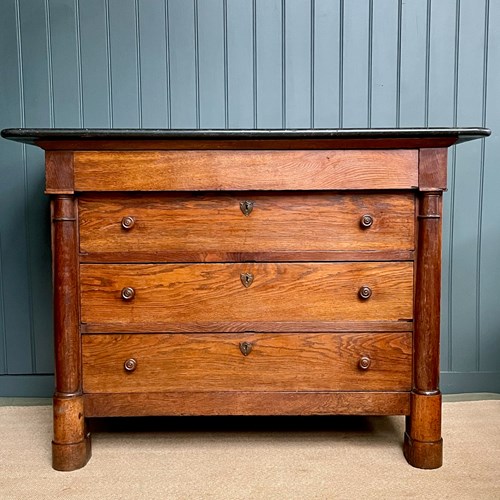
73, 150, 418, 191
80, 262, 413, 329
82, 332, 412, 393
79, 193, 415, 255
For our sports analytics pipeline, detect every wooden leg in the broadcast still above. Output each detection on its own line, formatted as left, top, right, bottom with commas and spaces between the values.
404, 392, 442, 469
52, 395, 91, 471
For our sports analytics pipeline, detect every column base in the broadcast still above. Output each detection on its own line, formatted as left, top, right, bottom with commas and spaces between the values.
403, 432, 442, 469
52, 432, 92, 471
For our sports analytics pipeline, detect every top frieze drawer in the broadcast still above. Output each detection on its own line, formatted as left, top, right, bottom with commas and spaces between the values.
70, 150, 418, 192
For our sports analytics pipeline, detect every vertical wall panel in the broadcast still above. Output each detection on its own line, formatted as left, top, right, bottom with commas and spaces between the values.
48, 0, 81, 127
79, 0, 111, 127
313, 0, 340, 128
284, 0, 311, 128
0, 0, 25, 375
427, 0, 457, 127
370, 0, 398, 127
3, 0, 48, 374
399, 0, 428, 126
451, 0, 487, 372
480, 0, 500, 372
0, 0, 499, 394
255, 0, 282, 127
21, 1, 54, 374
108, 0, 140, 127
342, 0, 369, 128
197, 0, 225, 128
138, 0, 169, 128
167, 0, 197, 128
226, 0, 254, 128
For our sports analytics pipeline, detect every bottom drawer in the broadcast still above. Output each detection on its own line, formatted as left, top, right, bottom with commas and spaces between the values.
82, 332, 412, 393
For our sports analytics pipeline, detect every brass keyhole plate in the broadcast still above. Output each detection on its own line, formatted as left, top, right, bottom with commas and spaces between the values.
239, 341, 253, 356
240, 201, 254, 216
240, 272, 254, 288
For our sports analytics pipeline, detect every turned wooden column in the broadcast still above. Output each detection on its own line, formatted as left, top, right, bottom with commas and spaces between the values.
404, 149, 446, 469
51, 195, 91, 471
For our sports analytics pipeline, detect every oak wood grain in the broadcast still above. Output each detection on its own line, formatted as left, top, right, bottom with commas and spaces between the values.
79, 249, 415, 264
52, 197, 80, 394
414, 193, 442, 392
84, 391, 411, 417
45, 151, 74, 194
82, 332, 412, 393
79, 192, 415, 254
73, 150, 418, 191
80, 262, 414, 327
419, 148, 447, 191
80, 320, 413, 334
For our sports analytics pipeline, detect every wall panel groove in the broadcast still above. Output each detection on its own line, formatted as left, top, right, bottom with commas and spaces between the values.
395, 0, 402, 126
104, 0, 113, 126
74, 0, 83, 127
223, 0, 229, 128
281, 0, 286, 127
252, 0, 258, 128
134, 0, 143, 128
164, 0, 171, 128
0, 0, 498, 394
44, 0, 55, 127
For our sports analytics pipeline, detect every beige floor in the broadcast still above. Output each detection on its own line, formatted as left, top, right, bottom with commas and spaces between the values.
0, 400, 499, 499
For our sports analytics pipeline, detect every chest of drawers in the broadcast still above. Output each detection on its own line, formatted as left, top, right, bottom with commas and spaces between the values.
1, 127, 489, 471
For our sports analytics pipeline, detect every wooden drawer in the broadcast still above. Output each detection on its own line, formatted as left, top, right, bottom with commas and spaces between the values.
80, 262, 413, 331
73, 149, 418, 191
79, 192, 415, 257
82, 332, 412, 393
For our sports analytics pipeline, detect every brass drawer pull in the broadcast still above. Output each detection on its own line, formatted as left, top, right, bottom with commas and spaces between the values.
358, 356, 371, 370
360, 214, 373, 228
124, 358, 137, 372
240, 200, 254, 216
239, 341, 253, 356
121, 286, 135, 300
240, 272, 254, 288
121, 216, 135, 230
358, 285, 372, 300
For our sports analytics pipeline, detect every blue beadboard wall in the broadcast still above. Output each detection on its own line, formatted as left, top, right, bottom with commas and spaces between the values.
0, 0, 498, 396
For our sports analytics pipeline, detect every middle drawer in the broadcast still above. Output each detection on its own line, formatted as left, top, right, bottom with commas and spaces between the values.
80, 262, 413, 331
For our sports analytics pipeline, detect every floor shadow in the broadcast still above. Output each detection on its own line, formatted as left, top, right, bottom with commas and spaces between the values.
89, 414, 404, 445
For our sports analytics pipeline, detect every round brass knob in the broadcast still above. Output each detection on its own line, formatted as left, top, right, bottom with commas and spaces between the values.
359, 356, 371, 370
121, 286, 135, 300
358, 285, 372, 300
121, 216, 135, 230
360, 214, 373, 228
124, 358, 137, 372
